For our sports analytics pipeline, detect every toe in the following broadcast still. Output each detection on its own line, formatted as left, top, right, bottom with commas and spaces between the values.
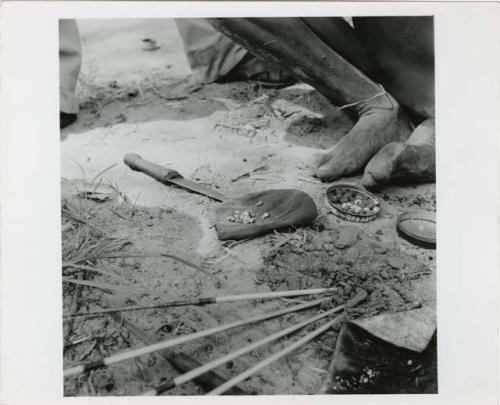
315, 160, 343, 182
361, 172, 378, 189
310, 151, 335, 180
311, 151, 330, 170
362, 142, 405, 189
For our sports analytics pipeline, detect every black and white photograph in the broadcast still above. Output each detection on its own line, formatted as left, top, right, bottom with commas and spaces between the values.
59, 16, 438, 396
1, 2, 499, 404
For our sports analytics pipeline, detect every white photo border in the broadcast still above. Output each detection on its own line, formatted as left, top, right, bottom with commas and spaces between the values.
1, 2, 498, 404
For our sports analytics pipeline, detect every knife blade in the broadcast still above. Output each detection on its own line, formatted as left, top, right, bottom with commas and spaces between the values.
124, 153, 226, 202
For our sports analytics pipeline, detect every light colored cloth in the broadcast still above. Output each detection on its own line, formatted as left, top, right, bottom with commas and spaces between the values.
59, 19, 81, 114
174, 18, 248, 83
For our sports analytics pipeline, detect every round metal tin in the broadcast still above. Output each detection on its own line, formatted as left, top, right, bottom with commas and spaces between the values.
326, 184, 381, 223
397, 210, 436, 248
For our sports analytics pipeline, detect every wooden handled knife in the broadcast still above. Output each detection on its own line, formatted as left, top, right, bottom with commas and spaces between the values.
124, 153, 226, 202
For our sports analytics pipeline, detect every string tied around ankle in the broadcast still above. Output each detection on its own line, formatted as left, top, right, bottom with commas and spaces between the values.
338, 84, 388, 110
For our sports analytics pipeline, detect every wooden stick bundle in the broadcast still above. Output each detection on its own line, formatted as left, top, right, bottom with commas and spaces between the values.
142, 302, 345, 395
206, 289, 367, 395
207, 314, 345, 395
64, 297, 328, 377
112, 313, 246, 395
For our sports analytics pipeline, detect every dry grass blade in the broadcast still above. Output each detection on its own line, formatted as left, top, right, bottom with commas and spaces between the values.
90, 163, 117, 190
70, 251, 219, 282
62, 262, 130, 283
63, 277, 155, 294
62, 206, 112, 237
109, 208, 141, 223
64, 273, 84, 343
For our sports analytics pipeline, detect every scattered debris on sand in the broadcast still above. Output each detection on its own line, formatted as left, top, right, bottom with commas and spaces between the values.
258, 225, 430, 320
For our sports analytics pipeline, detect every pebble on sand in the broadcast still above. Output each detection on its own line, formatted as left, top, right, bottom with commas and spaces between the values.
334, 225, 360, 249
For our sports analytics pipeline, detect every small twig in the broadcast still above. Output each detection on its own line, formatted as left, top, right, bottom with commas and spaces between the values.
262, 39, 278, 47
108, 183, 130, 204
208, 97, 242, 108
64, 272, 84, 343
297, 176, 322, 185
169, 136, 196, 143
213, 123, 250, 136
222, 238, 251, 249
66, 335, 92, 347
131, 191, 142, 213
230, 164, 271, 183
67, 251, 201, 272
62, 207, 115, 237
317, 341, 335, 353
66, 250, 222, 285
309, 366, 328, 374
206, 253, 231, 265
221, 247, 246, 264
270, 232, 294, 251
78, 340, 98, 362
108, 208, 141, 223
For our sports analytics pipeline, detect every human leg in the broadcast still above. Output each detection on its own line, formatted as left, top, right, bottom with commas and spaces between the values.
175, 18, 294, 87
208, 18, 414, 181
59, 19, 81, 128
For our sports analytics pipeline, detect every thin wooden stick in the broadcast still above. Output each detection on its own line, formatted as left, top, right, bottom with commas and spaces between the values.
112, 313, 246, 395
63, 297, 327, 377
217, 288, 336, 303
142, 302, 345, 395
207, 314, 344, 395
63, 273, 84, 343
65, 287, 338, 319
207, 289, 368, 395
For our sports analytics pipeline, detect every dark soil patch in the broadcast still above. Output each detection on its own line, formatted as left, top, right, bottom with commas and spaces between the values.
258, 224, 431, 320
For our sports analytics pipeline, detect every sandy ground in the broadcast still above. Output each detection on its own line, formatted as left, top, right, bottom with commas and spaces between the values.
61, 19, 436, 396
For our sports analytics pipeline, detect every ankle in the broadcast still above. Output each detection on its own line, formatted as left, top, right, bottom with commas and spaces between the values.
352, 88, 399, 116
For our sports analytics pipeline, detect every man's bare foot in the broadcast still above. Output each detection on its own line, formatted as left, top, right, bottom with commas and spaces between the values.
311, 91, 413, 182
362, 118, 435, 188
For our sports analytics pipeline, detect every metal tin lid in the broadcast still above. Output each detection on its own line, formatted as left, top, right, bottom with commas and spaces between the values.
397, 210, 436, 248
